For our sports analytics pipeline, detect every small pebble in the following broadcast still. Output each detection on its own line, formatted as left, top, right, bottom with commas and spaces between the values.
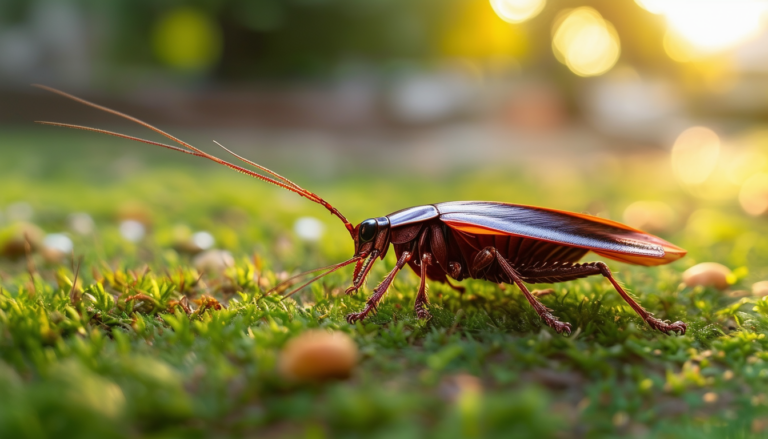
683, 262, 732, 290
278, 330, 358, 381
193, 249, 234, 274
119, 220, 146, 242
42, 233, 74, 263
753, 281, 768, 297
192, 231, 215, 250
174, 229, 215, 254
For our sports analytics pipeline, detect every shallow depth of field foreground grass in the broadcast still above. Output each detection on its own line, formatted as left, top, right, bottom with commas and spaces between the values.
2, 130, 768, 438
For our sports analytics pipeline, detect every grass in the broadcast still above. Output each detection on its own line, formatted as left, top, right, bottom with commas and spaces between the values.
1, 128, 768, 438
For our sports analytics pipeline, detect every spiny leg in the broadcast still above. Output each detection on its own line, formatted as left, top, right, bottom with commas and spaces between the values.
346, 250, 413, 324
518, 261, 686, 335
595, 262, 686, 335
345, 250, 379, 295
414, 253, 433, 319
491, 249, 572, 334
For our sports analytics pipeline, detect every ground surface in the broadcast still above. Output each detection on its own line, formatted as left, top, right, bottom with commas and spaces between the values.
1, 129, 768, 438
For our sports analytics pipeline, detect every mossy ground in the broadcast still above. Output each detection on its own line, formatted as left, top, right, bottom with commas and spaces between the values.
1, 129, 768, 438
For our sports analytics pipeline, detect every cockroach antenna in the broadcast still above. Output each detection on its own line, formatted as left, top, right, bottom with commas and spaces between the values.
32, 84, 355, 237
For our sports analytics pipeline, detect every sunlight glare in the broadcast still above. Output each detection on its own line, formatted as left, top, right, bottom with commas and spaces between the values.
671, 127, 721, 185
490, 0, 546, 24
637, 0, 768, 59
552, 8, 620, 77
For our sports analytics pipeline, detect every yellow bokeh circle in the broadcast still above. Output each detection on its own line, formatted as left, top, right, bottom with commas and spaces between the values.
739, 173, 768, 216
152, 7, 222, 71
670, 126, 721, 186
490, 0, 546, 24
552, 7, 620, 77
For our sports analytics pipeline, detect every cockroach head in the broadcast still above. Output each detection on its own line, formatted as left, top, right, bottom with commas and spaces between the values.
353, 217, 390, 257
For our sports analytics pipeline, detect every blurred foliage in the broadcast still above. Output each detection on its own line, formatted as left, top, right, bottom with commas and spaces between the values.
0, 0, 672, 80
1, 130, 768, 436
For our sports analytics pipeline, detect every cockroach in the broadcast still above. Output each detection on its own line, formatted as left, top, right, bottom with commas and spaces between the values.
36, 85, 687, 335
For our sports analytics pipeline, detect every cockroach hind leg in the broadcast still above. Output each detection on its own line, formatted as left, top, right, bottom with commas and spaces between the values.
414, 302, 432, 320
594, 262, 687, 336
540, 313, 572, 335
645, 315, 687, 335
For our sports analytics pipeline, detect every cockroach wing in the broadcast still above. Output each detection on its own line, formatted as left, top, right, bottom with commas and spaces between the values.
435, 201, 685, 266
387, 205, 439, 227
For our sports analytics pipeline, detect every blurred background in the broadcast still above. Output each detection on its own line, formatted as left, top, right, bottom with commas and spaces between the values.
1, 0, 768, 278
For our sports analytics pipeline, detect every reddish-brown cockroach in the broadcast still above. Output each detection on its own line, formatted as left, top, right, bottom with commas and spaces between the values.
36, 85, 687, 335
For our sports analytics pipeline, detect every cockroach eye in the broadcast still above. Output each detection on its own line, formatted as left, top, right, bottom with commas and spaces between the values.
358, 218, 378, 242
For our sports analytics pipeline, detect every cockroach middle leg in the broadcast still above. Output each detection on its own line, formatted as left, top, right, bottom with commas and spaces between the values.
346, 250, 413, 324
494, 251, 572, 335
414, 252, 433, 319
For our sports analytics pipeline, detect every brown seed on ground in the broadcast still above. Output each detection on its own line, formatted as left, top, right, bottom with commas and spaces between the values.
0, 222, 44, 258
683, 262, 732, 290
278, 330, 358, 381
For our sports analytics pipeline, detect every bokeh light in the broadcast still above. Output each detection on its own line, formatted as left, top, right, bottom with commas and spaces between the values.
622, 201, 676, 233
441, 1, 528, 58
490, 0, 546, 24
152, 7, 222, 71
192, 231, 215, 250
726, 150, 768, 186
294, 217, 325, 242
637, 0, 768, 60
552, 8, 620, 77
739, 173, 768, 216
670, 126, 721, 186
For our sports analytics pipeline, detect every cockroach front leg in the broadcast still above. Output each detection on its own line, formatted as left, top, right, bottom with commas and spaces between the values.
414, 252, 433, 319
345, 250, 378, 295
346, 250, 412, 324
489, 249, 572, 335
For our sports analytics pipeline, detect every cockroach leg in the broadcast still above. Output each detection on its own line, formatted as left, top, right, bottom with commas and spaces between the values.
494, 251, 572, 335
346, 250, 412, 324
470, 247, 496, 278
448, 262, 463, 280
594, 262, 686, 335
520, 261, 687, 335
345, 250, 378, 295
414, 252, 433, 319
